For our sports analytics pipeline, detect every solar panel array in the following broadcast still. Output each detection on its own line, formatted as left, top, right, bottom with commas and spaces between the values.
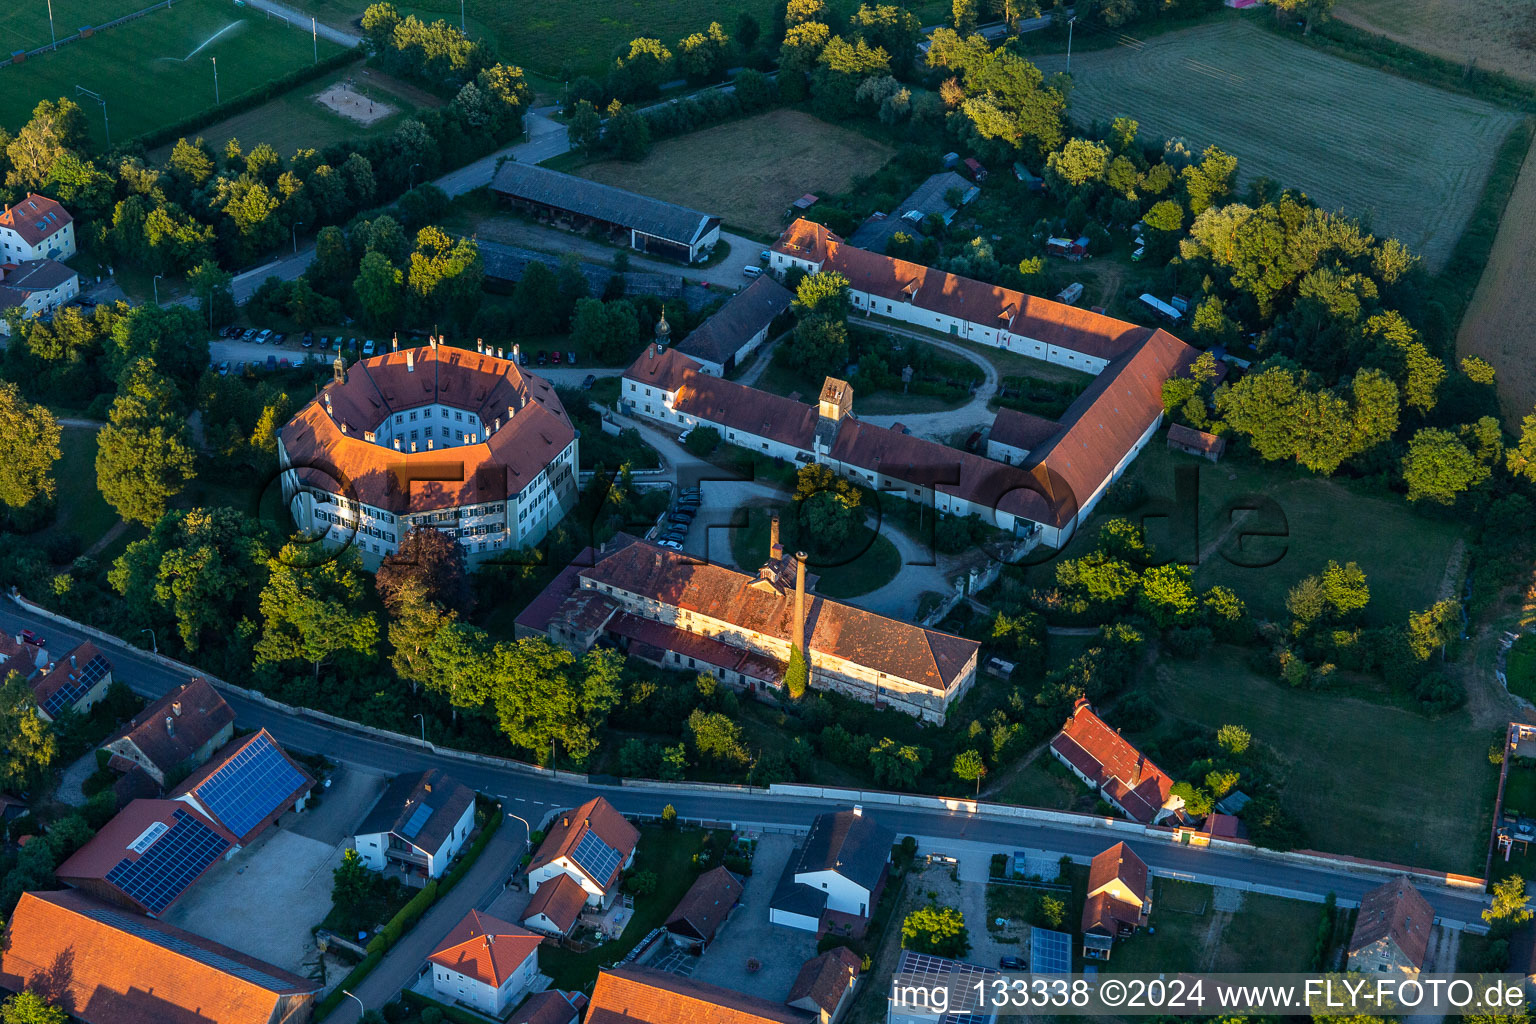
194, 732, 306, 839
572, 830, 623, 884
104, 809, 230, 914
401, 801, 434, 840
893, 951, 997, 1024
40, 654, 110, 718
86, 902, 295, 990
1029, 927, 1072, 974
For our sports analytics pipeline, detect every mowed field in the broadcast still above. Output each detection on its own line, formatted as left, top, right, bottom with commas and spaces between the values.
1335, 0, 1536, 84
0, 0, 149, 56
0, 0, 346, 147
1033, 18, 1521, 270
575, 109, 894, 236
1458, 135, 1536, 423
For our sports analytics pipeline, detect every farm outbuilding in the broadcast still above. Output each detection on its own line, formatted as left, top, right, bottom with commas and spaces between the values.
1167, 423, 1226, 462
490, 162, 720, 264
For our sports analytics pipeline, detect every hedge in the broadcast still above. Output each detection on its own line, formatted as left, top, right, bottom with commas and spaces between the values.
400, 991, 490, 1024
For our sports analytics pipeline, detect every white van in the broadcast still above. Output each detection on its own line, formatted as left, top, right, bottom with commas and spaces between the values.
742, 266, 763, 279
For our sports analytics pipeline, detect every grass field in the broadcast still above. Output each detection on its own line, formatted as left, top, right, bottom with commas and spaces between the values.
43, 426, 119, 555
1334, 0, 1536, 84
1136, 645, 1498, 871
576, 109, 895, 237
1105, 880, 1323, 972
0, 0, 346, 146
1111, 443, 1465, 626
0, 0, 151, 56
1032, 18, 1521, 270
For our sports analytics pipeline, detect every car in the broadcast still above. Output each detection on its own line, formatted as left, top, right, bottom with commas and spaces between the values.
759, 249, 771, 261
348, 337, 359, 351
302, 332, 314, 348
320, 336, 332, 350
273, 333, 288, 346
279, 357, 291, 368
676, 497, 701, 509
363, 339, 377, 356
234, 361, 246, 374
742, 266, 764, 279
536, 350, 548, 365
663, 530, 688, 543
217, 360, 231, 375
256, 329, 273, 344
999, 956, 1026, 971
18, 629, 44, 647
266, 355, 277, 370
550, 350, 562, 365
677, 428, 693, 444
657, 540, 683, 550
679, 486, 701, 497
518, 349, 529, 366
965, 431, 982, 452
242, 328, 257, 341
668, 514, 694, 526
567, 351, 577, 365
581, 373, 596, 390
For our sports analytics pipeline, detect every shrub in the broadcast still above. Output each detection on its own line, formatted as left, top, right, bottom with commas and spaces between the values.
684, 426, 720, 456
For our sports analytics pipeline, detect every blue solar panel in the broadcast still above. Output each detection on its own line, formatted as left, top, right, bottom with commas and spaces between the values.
401, 801, 433, 840
194, 732, 307, 839
40, 654, 109, 718
572, 830, 623, 884
1030, 927, 1072, 974
105, 809, 230, 914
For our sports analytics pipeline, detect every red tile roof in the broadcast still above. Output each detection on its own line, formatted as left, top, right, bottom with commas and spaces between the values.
1050, 701, 1175, 824
1350, 877, 1433, 968
588, 966, 813, 1024
624, 345, 821, 451
664, 866, 743, 943
523, 872, 588, 934
426, 909, 543, 987
0, 194, 72, 247
609, 612, 783, 682
56, 799, 236, 914
989, 408, 1061, 453
515, 546, 598, 634
529, 796, 639, 894
1082, 843, 1149, 937
0, 889, 316, 1024
278, 343, 575, 514
104, 678, 235, 779
786, 947, 861, 1013
514, 990, 586, 1024
0, 631, 44, 678
1168, 422, 1227, 455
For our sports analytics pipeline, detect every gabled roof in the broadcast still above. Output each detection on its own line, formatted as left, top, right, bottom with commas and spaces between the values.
1087, 842, 1148, 902
677, 276, 793, 365
56, 799, 236, 915
786, 947, 861, 1013
0, 194, 73, 246
355, 769, 475, 856
528, 796, 639, 894
514, 989, 587, 1024
989, 407, 1061, 453
587, 966, 813, 1024
491, 162, 719, 247
0, 631, 45, 678
664, 866, 743, 942
170, 729, 315, 844
31, 641, 110, 717
104, 678, 234, 778
524, 871, 588, 933
1349, 876, 1433, 968
0, 258, 76, 291
1051, 700, 1175, 824
426, 910, 542, 987
0, 890, 317, 1024
795, 809, 892, 892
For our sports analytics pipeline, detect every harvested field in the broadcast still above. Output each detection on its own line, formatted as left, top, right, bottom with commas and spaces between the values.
575, 109, 895, 237
1457, 134, 1536, 423
1034, 19, 1521, 269
1335, 0, 1536, 84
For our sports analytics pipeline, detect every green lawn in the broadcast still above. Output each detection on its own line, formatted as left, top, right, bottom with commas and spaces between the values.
729, 505, 902, 600
1507, 635, 1536, 703
1136, 644, 1499, 871
0, 0, 347, 146
41, 426, 119, 557
994, 756, 1085, 811
1503, 761, 1536, 818
0, 0, 150, 55
1105, 880, 1322, 973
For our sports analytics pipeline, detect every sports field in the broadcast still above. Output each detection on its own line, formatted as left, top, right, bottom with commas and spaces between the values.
575, 109, 894, 237
0, 0, 150, 56
1335, 0, 1536, 84
0, 0, 346, 147
1033, 18, 1521, 270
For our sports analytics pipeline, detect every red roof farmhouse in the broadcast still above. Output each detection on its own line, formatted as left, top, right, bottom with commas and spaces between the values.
1081, 842, 1152, 960
1347, 877, 1434, 974
1050, 699, 1182, 824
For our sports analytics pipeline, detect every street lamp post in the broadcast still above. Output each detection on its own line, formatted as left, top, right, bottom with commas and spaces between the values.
412, 712, 425, 744
153, 274, 163, 305
140, 628, 157, 654
211, 57, 220, 104
459, 0, 465, 32
342, 991, 365, 1016
408, 162, 422, 190
292, 221, 304, 254
46, 0, 57, 49
1066, 16, 1077, 74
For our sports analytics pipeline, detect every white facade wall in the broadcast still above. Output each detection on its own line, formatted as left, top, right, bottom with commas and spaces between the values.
352, 798, 474, 878
433, 952, 538, 1015
527, 858, 607, 906
985, 439, 1030, 466
0, 222, 75, 262
524, 910, 569, 935
622, 377, 808, 463
848, 292, 1110, 372
795, 869, 873, 918
769, 907, 822, 932
0, 271, 80, 335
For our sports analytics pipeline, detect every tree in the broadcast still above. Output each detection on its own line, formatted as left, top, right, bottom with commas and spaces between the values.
869, 737, 930, 789
186, 260, 235, 330
684, 426, 720, 456
6, 99, 87, 190
255, 544, 380, 680
1484, 876, 1532, 930
0, 992, 67, 1024
488, 642, 623, 763
376, 527, 473, 615
510, 260, 563, 334
388, 578, 454, 690
1508, 412, 1536, 483
0, 383, 60, 511
1402, 427, 1485, 505
795, 271, 851, 318
606, 101, 653, 162
788, 315, 848, 379
407, 226, 483, 331
568, 100, 602, 153
95, 360, 197, 525
850, 3, 923, 74
330, 847, 374, 923
927, 31, 1065, 153
688, 708, 750, 766
953, 749, 986, 795
794, 463, 862, 548
1181, 146, 1238, 216
1047, 138, 1111, 188
952, 0, 979, 33
354, 250, 404, 330
676, 22, 732, 84
902, 903, 971, 957
1217, 724, 1251, 755
1271, 0, 1335, 34
0, 672, 55, 790
1138, 564, 1198, 626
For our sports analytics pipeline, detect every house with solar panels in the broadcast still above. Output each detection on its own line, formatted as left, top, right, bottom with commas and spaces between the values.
1029, 926, 1072, 974
31, 641, 114, 722
101, 677, 236, 788
887, 950, 998, 1024
171, 728, 315, 845
526, 796, 639, 911
353, 768, 477, 881
55, 798, 238, 917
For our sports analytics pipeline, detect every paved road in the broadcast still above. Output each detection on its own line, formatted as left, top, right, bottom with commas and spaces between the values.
853, 321, 1000, 441
243, 0, 362, 47
0, 600, 1493, 944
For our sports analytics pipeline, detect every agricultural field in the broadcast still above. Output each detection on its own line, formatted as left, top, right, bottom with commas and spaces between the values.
1033, 18, 1521, 270
0, 0, 346, 147
1334, 0, 1536, 84
576, 109, 894, 237
0, 0, 150, 57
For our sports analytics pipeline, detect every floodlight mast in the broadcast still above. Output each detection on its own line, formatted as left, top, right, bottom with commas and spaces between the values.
46, 0, 58, 50
74, 86, 109, 149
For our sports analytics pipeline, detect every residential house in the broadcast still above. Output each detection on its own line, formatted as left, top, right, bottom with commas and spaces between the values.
770, 807, 892, 936
0, 259, 79, 334
0, 889, 319, 1024
426, 909, 545, 1015
100, 677, 235, 788
786, 947, 861, 1024
30, 641, 113, 722
170, 728, 315, 844
887, 949, 997, 1024
586, 965, 813, 1024
664, 865, 743, 951
675, 275, 793, 375
512, 990, 588, 1024
1081, 842, 1151, 960
0, 194, 76, 261
1050, 698, 1183, 824
1347, 877, 1434, 975
0, 631, 47, 681
527, 796, 639, 910
522, 871, 588, 937
55, 798, 238, 916
353, 768, 476, 880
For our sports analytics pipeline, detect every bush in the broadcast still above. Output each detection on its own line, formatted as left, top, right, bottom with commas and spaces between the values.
684, 426, 720, 456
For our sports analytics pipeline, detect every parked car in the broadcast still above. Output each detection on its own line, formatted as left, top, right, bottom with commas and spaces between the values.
256, 329, 273, 344
234, 361, 246, 374
302, 332, 314, 348
677, 428, 693, 444
266, 355, 277, 370
518, 349, 529, 366
536, 350, 548, 365
999, 956, 1026, 971
279, 357, 291, 368
242, 328, 257, 341
759, 249, 771, 261
217, 361, 231, 375
742, 266, 763, 279
320, 336, 332, 350
18, 629, 44, 647
668, 514, 694, 526
581, 373, 596, 390
567, 351, 577, 365
662, 531, 688, 544
348, 337, 359, 351
272, 333, 288, 346
965, 431, 982, 452
550, 350, 562, 365
363, 339, 377, 356
657, 540, 683, 550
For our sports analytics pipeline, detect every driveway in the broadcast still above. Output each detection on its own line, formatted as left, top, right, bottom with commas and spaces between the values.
851, 322, 1001, 441
691, 833, 819, 1001
291, 761, 388, 847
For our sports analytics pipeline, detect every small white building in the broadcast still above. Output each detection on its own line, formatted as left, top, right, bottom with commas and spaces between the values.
0, 259, 79, 335
0, 195, 75, 262
770, 807, 892, 934
526, 796, 639, 909
353, 769, 476, 881
426, 909, 544, 1016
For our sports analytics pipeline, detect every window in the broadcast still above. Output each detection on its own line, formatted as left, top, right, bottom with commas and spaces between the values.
409, 411, 417, 421
394, 414, 403, 424
455, 411, 463, 421
629, 382, 636, 392
411, 430, 418, 440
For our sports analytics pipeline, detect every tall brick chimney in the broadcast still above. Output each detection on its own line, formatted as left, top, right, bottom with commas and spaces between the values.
792, 551, 807, 654
770, 512, 782, 560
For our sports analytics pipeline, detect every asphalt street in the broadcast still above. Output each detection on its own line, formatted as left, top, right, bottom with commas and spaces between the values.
0, 602, 1492, 935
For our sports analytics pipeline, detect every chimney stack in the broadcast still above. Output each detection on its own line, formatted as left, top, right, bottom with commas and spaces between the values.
853, 805, 863, 817
792, 551, 808, 655
477, 338, 485, 353
70, 654, 77, 668
497, 346, 504, 359
769, 512, 782, 560
406, 349, 415, 372
165, 716, 175, 736
512, 344, 520, 362
172, 700, 182, 716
